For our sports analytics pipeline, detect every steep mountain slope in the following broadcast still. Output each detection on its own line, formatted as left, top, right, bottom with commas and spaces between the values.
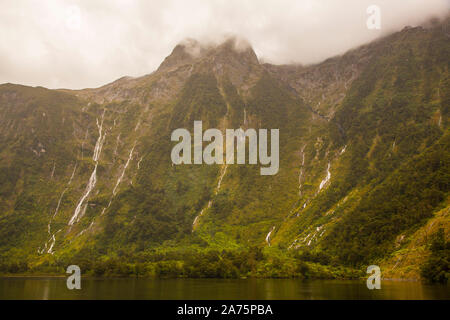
0, 21, 448, 281
270, 23, 450, 261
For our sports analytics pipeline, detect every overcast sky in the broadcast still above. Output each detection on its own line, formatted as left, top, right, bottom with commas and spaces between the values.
0, 0, 448, 89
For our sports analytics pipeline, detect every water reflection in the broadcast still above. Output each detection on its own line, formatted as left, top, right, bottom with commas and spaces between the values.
0, 277, 448, 300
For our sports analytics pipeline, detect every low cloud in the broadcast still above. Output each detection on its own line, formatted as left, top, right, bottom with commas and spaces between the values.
0, 0, 448, 89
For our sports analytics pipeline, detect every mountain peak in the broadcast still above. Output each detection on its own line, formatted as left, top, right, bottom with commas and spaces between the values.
210, 36, 258, 64
156, 39, 202, 72
157, 36, 258, 72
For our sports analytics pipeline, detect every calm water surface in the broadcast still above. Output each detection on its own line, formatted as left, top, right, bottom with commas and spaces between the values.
0, 277, 448, 300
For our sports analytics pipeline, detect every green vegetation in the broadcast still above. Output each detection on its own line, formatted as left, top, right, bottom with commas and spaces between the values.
421, 228, 450, 283
0, 246, 360, 280
0, 21, 448, 281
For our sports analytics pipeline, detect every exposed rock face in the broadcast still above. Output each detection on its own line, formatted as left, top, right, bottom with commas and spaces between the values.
263, 42, 373, 119
157, 39, 202, 72
66, 36, 262, 104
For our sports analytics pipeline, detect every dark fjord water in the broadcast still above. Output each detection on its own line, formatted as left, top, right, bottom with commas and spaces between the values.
0, 277, 448, 300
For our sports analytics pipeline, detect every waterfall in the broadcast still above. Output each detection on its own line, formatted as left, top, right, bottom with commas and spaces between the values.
112, 142, 136, 196
40, 161, 77, 254
265, 226, 275, 246
215, 165, 228, 194
50, 161, 56, 179
298, 144, 306, 196
101, 140, 137, 217
48, 189, 67, 233
113, 133, 121, 158
69, 110, 106, 226
47, 232, 59, 254
318, 162, 331, 191
68, 162, 77, 185
69, 166, 97, 225
137, 156, 143, 170
81, 128, 88, 159
192, 165, 228, 230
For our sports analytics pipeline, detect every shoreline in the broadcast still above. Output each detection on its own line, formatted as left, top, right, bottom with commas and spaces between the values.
0, 274, 423, 283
